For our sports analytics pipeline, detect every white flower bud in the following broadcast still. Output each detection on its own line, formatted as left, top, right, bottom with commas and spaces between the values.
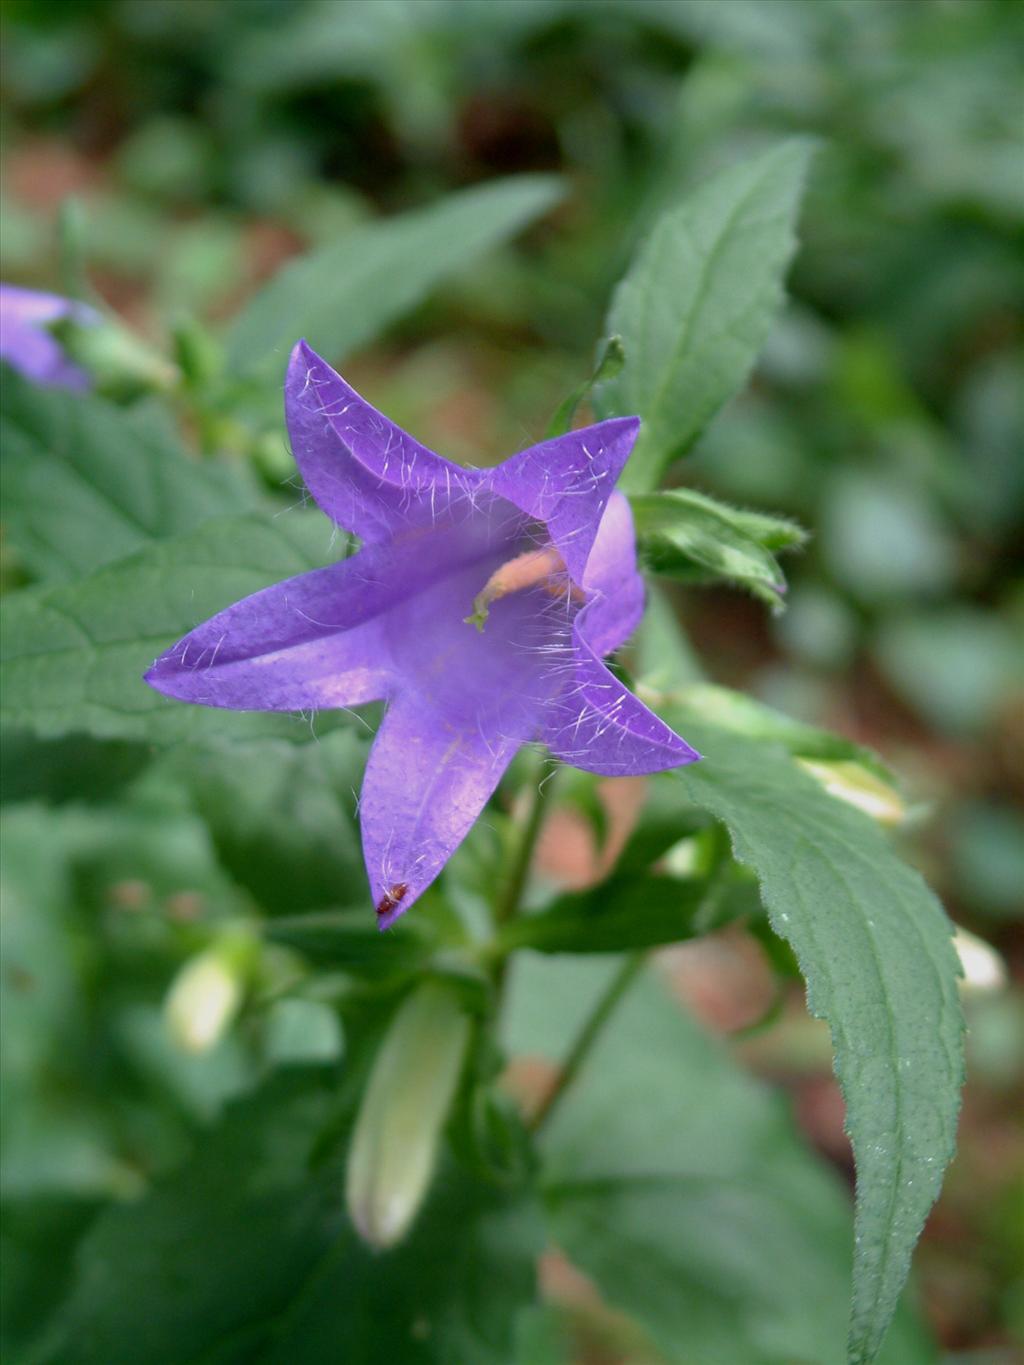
164, 937, 251, 1054
953, 926, 1007, 996
797, 758, 905, 827
346, 980, 470, 1250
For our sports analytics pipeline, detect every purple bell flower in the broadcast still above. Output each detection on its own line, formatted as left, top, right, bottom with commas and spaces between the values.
145, 341, 700, 926
0, 283, 96, 391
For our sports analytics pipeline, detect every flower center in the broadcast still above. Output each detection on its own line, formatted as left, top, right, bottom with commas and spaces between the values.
464, 545, 583, 632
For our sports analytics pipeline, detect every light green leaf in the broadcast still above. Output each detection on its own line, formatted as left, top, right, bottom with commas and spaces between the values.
596, 140, 813, 491
545, 334, 625, 439
706, 495, 808, 552
666, 683, 891, 777
664, 720, 964, 1364
261, 999, 344, 1068
631, 487, 807, 609
505, 956, 937, 1365
0, 512, 346, 745
0, 366, 252, 582
226, 175, 564, 375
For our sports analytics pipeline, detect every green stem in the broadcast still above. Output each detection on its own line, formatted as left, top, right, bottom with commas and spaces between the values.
529, 950, 647, 1133
526, 846, 734, 1132
495, 755, 557, 929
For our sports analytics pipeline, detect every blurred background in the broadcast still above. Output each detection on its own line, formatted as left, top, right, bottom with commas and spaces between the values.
2, 0, 1022, 1357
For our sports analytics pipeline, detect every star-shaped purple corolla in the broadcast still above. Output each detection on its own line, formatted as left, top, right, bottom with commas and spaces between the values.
0, 283, 96, 391
145, 341, 700, 926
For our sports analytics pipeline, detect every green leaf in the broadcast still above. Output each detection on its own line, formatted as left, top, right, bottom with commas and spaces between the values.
1, 794, 267, 1168
664, 720, 964, 1364
667, 683, 891, 778
263, 908, 433, 979
512, 1306, 573, 1365
554, 767, 610, 853
504, 870, 757, 955
0, 512, 347, 745
505, 875, 701, 954
706, 496, 806, 554
2, 1202, 95, 1363
1, 807, 127, 1201
258, 1168, 542, 1365
38, 1078, 339, 1365
505, 956, 937, 1365
261, 999, 344, 1069
155, 729, 370, 914
631, 582, 707, 691
0, 732, 148, 805
0, 367, 252, 583
42, 1078, 543, 1365
545, 334, 625, 439
596, 140, 813, 491
611, 779, 712, 875
631, 487, 807, 609
226, 175, 564, 375
0, 799, 253, 1199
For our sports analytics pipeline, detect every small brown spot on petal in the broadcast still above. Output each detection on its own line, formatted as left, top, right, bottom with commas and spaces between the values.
376, 882, 409, 918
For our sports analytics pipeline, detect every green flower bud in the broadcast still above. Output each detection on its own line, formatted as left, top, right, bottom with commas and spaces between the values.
55, 315, 177, 399
346, 980, 470, 1250
171, 315, 223, 390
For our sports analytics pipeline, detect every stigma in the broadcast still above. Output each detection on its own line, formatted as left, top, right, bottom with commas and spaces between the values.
464, 546, 583, 631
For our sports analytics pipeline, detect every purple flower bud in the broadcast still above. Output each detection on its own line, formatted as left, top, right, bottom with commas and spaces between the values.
0, 283, 97, 391
145, 341, 700, 923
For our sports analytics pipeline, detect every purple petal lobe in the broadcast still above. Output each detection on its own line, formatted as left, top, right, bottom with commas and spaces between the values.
285, 340, 480, 540
143, 493, 558, 720
145, 558, 395, 712
488, 417, 640, 584
360, 690, 523, 927
577, 490, 645, 658
544, 627, 700, 776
